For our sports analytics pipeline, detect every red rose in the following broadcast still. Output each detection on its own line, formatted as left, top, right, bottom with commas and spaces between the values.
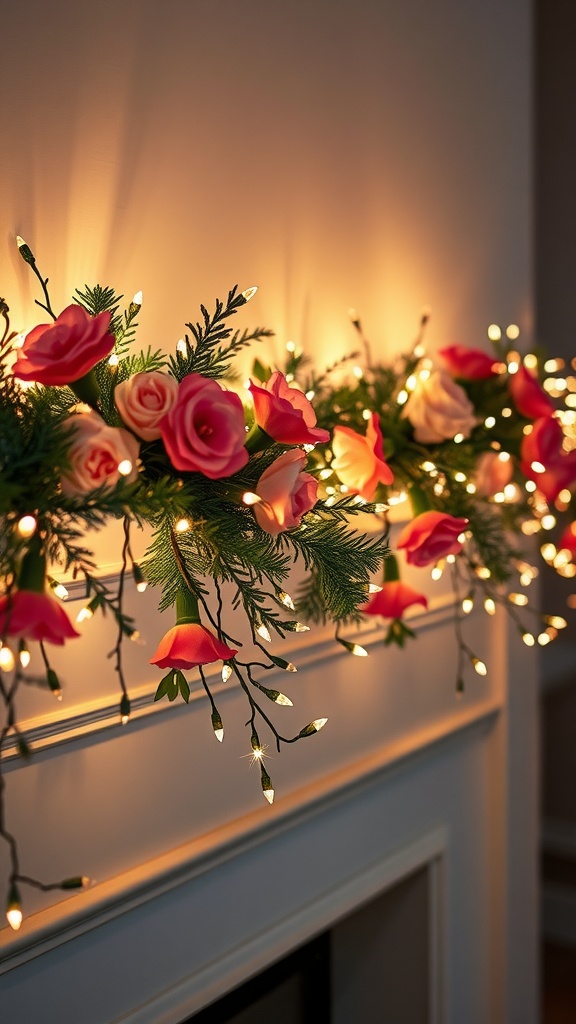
253, 449, 318, 535
509, 365, 554, 420
520, 416, 576, 502
439, 344, 497, 380
249, 372, 329, 445
160, 373, 248, 479
474, 451, 514, 497
0, 590, 79, 645
331, 412, 394, 500
396, 511, 468, 567
150, 622, 237, 670
362, 581, 428, 619
12, 304, 114, 386
559, 522, 576, 557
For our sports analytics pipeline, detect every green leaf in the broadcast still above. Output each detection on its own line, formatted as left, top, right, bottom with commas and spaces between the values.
176, 671, 190, 703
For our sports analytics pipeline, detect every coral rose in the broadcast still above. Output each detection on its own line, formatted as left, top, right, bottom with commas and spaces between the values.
396, 510, 468, 567
474, 451, 514, 497
150, 622, 237, 670
60, 409, 140, 496
115, 370, 178, 441
439, 344, 497, 380
0, 590, 79, 645
362, 581, 428, 619
331, 412, 394, 500
520, 416, 576, 502
160, 373, 248, 478
12, 304, 114, 386
402, 369, 477, 443
509, 365, 554, 420
253, 449, 318, 535
249, 372, 329, 445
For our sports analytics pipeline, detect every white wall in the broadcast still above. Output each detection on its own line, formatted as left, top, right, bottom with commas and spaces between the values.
0, 2, 534, 1021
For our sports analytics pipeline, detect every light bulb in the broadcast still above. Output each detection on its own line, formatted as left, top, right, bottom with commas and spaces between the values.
17, 514, 37, 538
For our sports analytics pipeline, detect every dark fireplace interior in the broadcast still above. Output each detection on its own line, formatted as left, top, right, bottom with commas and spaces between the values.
186, 867, 430, 1024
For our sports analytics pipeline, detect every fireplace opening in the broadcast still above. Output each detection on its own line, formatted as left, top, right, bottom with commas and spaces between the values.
187, 866, 432, 1023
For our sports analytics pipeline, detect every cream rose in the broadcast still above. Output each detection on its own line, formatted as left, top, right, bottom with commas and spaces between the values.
61, 409, 140, 496
115, 370, 178, 441
402, 369, 477, 443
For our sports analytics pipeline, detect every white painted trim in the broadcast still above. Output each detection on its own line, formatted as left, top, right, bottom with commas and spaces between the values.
112, 828, 448, 1024
1, 593, 457, 764
0, 699, 499, 975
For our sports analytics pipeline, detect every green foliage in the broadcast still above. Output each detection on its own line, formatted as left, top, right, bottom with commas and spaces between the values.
168, 286, 274, 381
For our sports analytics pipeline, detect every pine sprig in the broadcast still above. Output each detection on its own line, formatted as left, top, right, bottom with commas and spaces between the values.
168, 286, 274, 381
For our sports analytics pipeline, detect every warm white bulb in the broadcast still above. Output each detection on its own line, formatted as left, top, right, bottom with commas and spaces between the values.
0, 647, 15, 672
311, 717, 328, 732
133, 290, 143, 306
214, 727, 224, 743
52, 582, 69, 600
76, 607, 93, 623
263, 788, 275, 804
17, 514, 37, 538
256, 623, 272, 643
351, 643, 368, 657
6, 907, 22, 931
473, 659, 487, 676
175, 518, 190, 532
19, 648, 31, 669
242, 286, 258, 302
117, 459, 133, 476
274, 693, 293, 707
222, 664, 233, 683
242, 491, 262, 506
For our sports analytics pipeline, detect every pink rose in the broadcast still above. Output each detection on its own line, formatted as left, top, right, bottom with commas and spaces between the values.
253, 449, 318, 535
12, 304, 114, 386
509, 365, 554, 420
331, 412, 394, 500
249, 372, 329, 445
61, 409, 140, 496
0, 590, 79, 645
160, 373, 248, 479
439, 344, 497, 380
520, 416, 576, 502
362, 580, 428, 619
150, 622, 237, 670
396, 511, 469, 567
474, 451, 514, 497
115, 371, 178, 441
402, 369, 477, 443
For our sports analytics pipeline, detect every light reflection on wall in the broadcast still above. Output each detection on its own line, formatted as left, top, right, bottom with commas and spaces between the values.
1, 0, 531, 371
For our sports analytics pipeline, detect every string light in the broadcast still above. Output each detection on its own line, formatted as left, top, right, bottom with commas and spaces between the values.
462, 596, 474, 615
256, 620, 272, 643
176, 338, 187, 354
299, 718, 328, 738
472, 657, 487, 676
221, 662, 233, 682
487, 324, 502, 341
337, 638, 368, 656
108, 353, 119, 367
117, 459, 133, 477
211, 710, 224, 742
277, 590, 295, 610
241, 286, 258, 303
48, 577, 69, 600
17, 514, 37, 538
120, 694, 131, 725
509, 593, 529, 606
484, 598, 496, 615
0, 646, 15, 672
18, 640, 30, 668
175, 518, 190, 532
6, 884, 22, 931
242, 491, 262, 506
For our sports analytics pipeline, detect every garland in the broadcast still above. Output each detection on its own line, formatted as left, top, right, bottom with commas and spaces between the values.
2, 237, 575, 931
